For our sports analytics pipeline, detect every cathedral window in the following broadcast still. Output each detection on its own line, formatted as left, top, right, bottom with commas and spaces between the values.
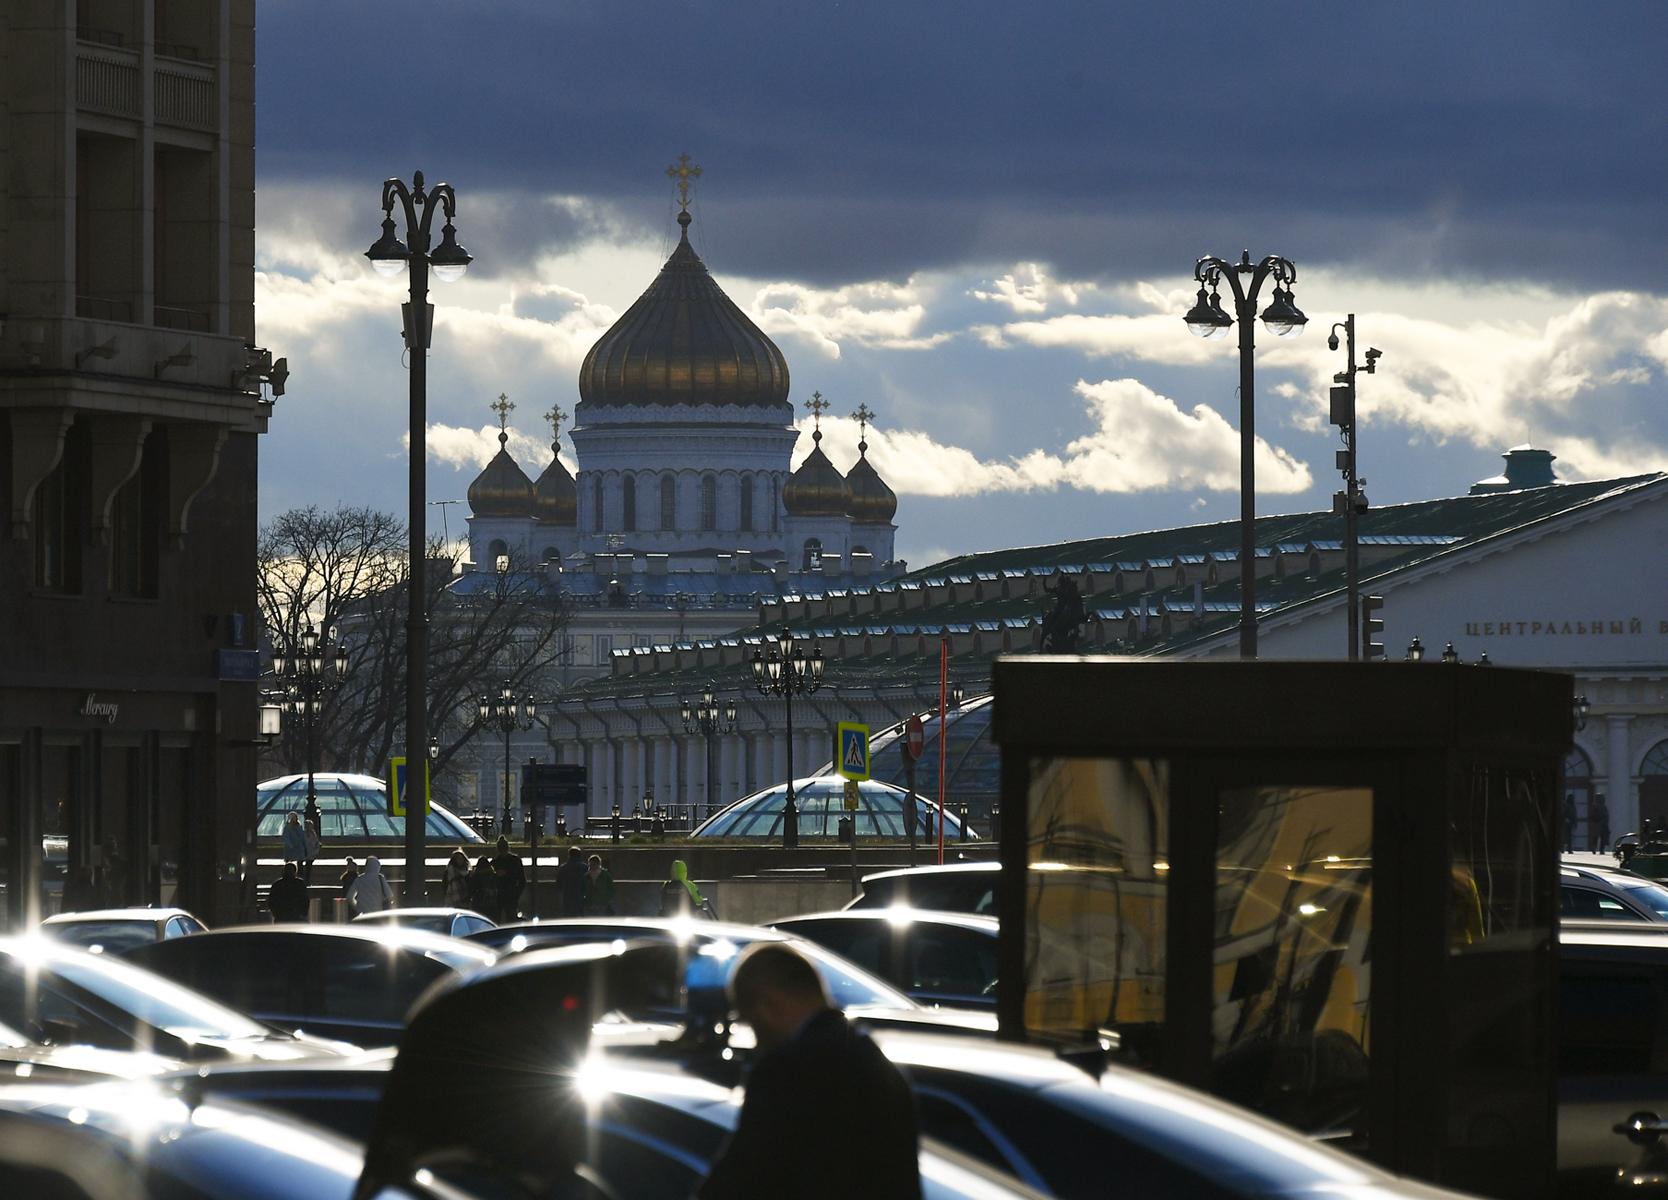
700, 475, 717, 532
739, 474, 753, 531
802, 537, 822, 571
592, 477, 603, 533
623, 475, 637, 532
660, 474, 676, 531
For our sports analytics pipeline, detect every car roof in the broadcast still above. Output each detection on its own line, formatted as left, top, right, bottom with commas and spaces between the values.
40, 908, 193, 925
128, 923, 497, 962
353, 907, 488, 920
861, 862, 1000, 885
774, 909, 999, 934
1560, 922, 1668, 947
490, 916, 794, 943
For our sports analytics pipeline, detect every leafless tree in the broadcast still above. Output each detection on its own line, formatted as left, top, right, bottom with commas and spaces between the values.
256, 506, 569, 793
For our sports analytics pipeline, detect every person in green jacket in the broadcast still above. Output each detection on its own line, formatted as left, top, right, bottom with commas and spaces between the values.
582, 854, 616, 916
659, 859, 706, 917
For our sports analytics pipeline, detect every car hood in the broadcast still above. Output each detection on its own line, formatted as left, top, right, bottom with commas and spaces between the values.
0, 1044, 182, 1082
847, 1004, 999, 1037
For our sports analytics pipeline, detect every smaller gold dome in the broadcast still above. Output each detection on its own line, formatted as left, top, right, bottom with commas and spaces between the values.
467, 432, 536, 518
534, 443, 577, 525
845, 440, 896, 523
783, 429, 852, 518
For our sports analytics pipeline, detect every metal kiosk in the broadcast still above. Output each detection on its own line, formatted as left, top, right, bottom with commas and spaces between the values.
992, 658, 1571, 1200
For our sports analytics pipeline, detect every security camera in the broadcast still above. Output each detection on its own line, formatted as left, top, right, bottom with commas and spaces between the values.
1363, 347, 1382, 372
1327, 332, 1339, 351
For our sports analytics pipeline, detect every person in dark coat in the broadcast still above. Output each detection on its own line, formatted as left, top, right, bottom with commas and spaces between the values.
491, 836, 525, 922
697, 942, 920, 1200
555, 846, 586, 918
467, 856, 498, 916
582, 855, 615, 916
1563, 793, 1579, 853
267, 862, 310, 923
1593, 792, 1612, 853
339, 856, 360, 896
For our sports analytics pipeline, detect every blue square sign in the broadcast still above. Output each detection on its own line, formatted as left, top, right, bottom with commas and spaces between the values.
836, 722, 870, 781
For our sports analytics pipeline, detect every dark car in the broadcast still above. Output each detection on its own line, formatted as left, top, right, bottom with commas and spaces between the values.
770, 909, 1000, 1009
41, 906, 208, 952
1560, 862, 1668, 922
0, 936, 344, 1065
466, 916, 998, 1037
124, 925, 496, 1047
353, 907, 497, 939
847, 862, 999, 914
0, 1013, 182, 1083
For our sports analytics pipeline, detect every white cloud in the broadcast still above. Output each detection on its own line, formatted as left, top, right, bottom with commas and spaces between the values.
788, 378, 1310, 498
970, 263, 1089, 314
745, 279, 953, 358
403, 424, 571, 475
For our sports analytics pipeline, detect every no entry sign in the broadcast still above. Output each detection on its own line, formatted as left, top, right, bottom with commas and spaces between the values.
903, 714, 925, 762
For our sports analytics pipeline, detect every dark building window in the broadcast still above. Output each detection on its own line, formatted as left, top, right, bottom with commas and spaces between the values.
802, 537, 822, 571
34, 425, 88, 593
622, 475, 637, 532
75, 132, 139, 323
739, 474, 753, 532
154, 147, 215, 332
591, 477, 603, 533
110, 429, 164, 598
700, 475, 717, 532
660, 474, 676, 531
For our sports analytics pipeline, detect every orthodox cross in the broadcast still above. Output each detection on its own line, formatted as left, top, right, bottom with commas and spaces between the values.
491, 392, 515, 431
666, 153, 702, 213
543, 404, 567, 443
852, 403, 875, 443
805, 390, 830, 430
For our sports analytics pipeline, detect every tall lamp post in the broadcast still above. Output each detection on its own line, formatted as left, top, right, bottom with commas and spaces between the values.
682, 687, 737, 822
365, 170, 472, 901
478, 681, 535, 838
270, 622, 349, 837
751, 628, 826, 849
1184, 250, 1307, 658
1328, 316, 1380, 660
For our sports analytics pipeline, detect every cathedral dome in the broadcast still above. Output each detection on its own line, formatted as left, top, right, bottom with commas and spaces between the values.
845, 443, 897, 524
468, 431, 536, 518
534, 452, 577, 525
782, 428, 852, 518
576, 211, 790, 410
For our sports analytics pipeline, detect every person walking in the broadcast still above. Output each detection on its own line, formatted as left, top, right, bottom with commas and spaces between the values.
659, 859, 706, 917
339, 857, 360, 895
467, 855, 498, 917
441, 849, 471, 908
281, 812, 308, 871
302, 819, 321, 885
267, 862, 310, 923
97, 835, 127, 908
1593, 792, 1612, 853
697, 942, 921, 1199
1563, 793, 1579, 854
492, 836, 526, 922
554, 846, 587, 917
583, 854, 616, 916
347, 855, 393, 916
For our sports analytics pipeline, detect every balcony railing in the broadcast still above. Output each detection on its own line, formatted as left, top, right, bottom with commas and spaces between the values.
75, 295, 134, 323
155, 305, 211, 333
75, 41, 141, 118
155, 56, 215, 131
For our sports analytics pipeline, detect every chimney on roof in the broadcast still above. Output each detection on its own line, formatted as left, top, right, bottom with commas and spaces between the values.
1470, 445, 1559, 495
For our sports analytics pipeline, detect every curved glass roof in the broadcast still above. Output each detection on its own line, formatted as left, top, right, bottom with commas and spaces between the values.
812, 696, 997, 821
256, 773, 483, 844
692, 776, 974, 841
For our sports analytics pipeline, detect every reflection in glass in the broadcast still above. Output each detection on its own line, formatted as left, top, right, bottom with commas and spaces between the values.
1024, 758, 1167, 1062
1211, 786, 1372, 1137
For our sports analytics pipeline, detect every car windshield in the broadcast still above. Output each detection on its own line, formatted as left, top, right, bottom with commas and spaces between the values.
685, 935, 916, 1012
47, 921, 158, 954
1614, 876, 1668, 917
46, 948, 274, 1043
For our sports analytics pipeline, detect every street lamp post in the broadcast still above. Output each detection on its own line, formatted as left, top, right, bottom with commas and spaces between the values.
270, 622, 350, 839
477, 681, 535, 838
1184, 250, 1307, 658
1327, 316, 1380, 660
365, 170, 472, 901
751, 628, 826, 849
682, 687, 737, 821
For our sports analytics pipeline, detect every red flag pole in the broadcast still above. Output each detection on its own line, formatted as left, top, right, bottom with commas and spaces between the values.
938, 638, 948, 865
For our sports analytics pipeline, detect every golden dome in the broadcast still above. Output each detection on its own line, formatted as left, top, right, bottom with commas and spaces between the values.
533, 448, 577, 525
576, 211, 790, 411
845, 440, 896, 523
783, 428, 852, 517
467, 431, 535, 518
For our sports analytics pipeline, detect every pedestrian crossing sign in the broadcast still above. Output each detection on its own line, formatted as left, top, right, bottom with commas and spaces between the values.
836, 722, 870, 781
388, 757, 432, 817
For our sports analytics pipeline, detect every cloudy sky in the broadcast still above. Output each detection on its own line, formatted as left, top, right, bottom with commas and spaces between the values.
255, 1, 1668, 569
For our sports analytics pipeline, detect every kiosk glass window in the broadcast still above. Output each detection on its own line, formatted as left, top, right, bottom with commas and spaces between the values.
1023, 757, 1168, 1063
1212, 786, 1372, 1137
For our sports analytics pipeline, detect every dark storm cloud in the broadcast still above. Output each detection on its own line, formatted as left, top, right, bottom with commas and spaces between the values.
261, 1, 1666, 290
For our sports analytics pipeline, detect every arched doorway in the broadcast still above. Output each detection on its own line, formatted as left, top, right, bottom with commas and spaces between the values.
1642, 739, 1668, 833
1563, 745, 1593, 850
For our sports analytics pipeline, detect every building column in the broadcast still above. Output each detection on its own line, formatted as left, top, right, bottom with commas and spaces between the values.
1608, 714, 1636, 837
634, 738, 650, 809
687, 736, 704, 817
718, 736, 737, 811
652, 738, 669, 805
771, 731, 789, 788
